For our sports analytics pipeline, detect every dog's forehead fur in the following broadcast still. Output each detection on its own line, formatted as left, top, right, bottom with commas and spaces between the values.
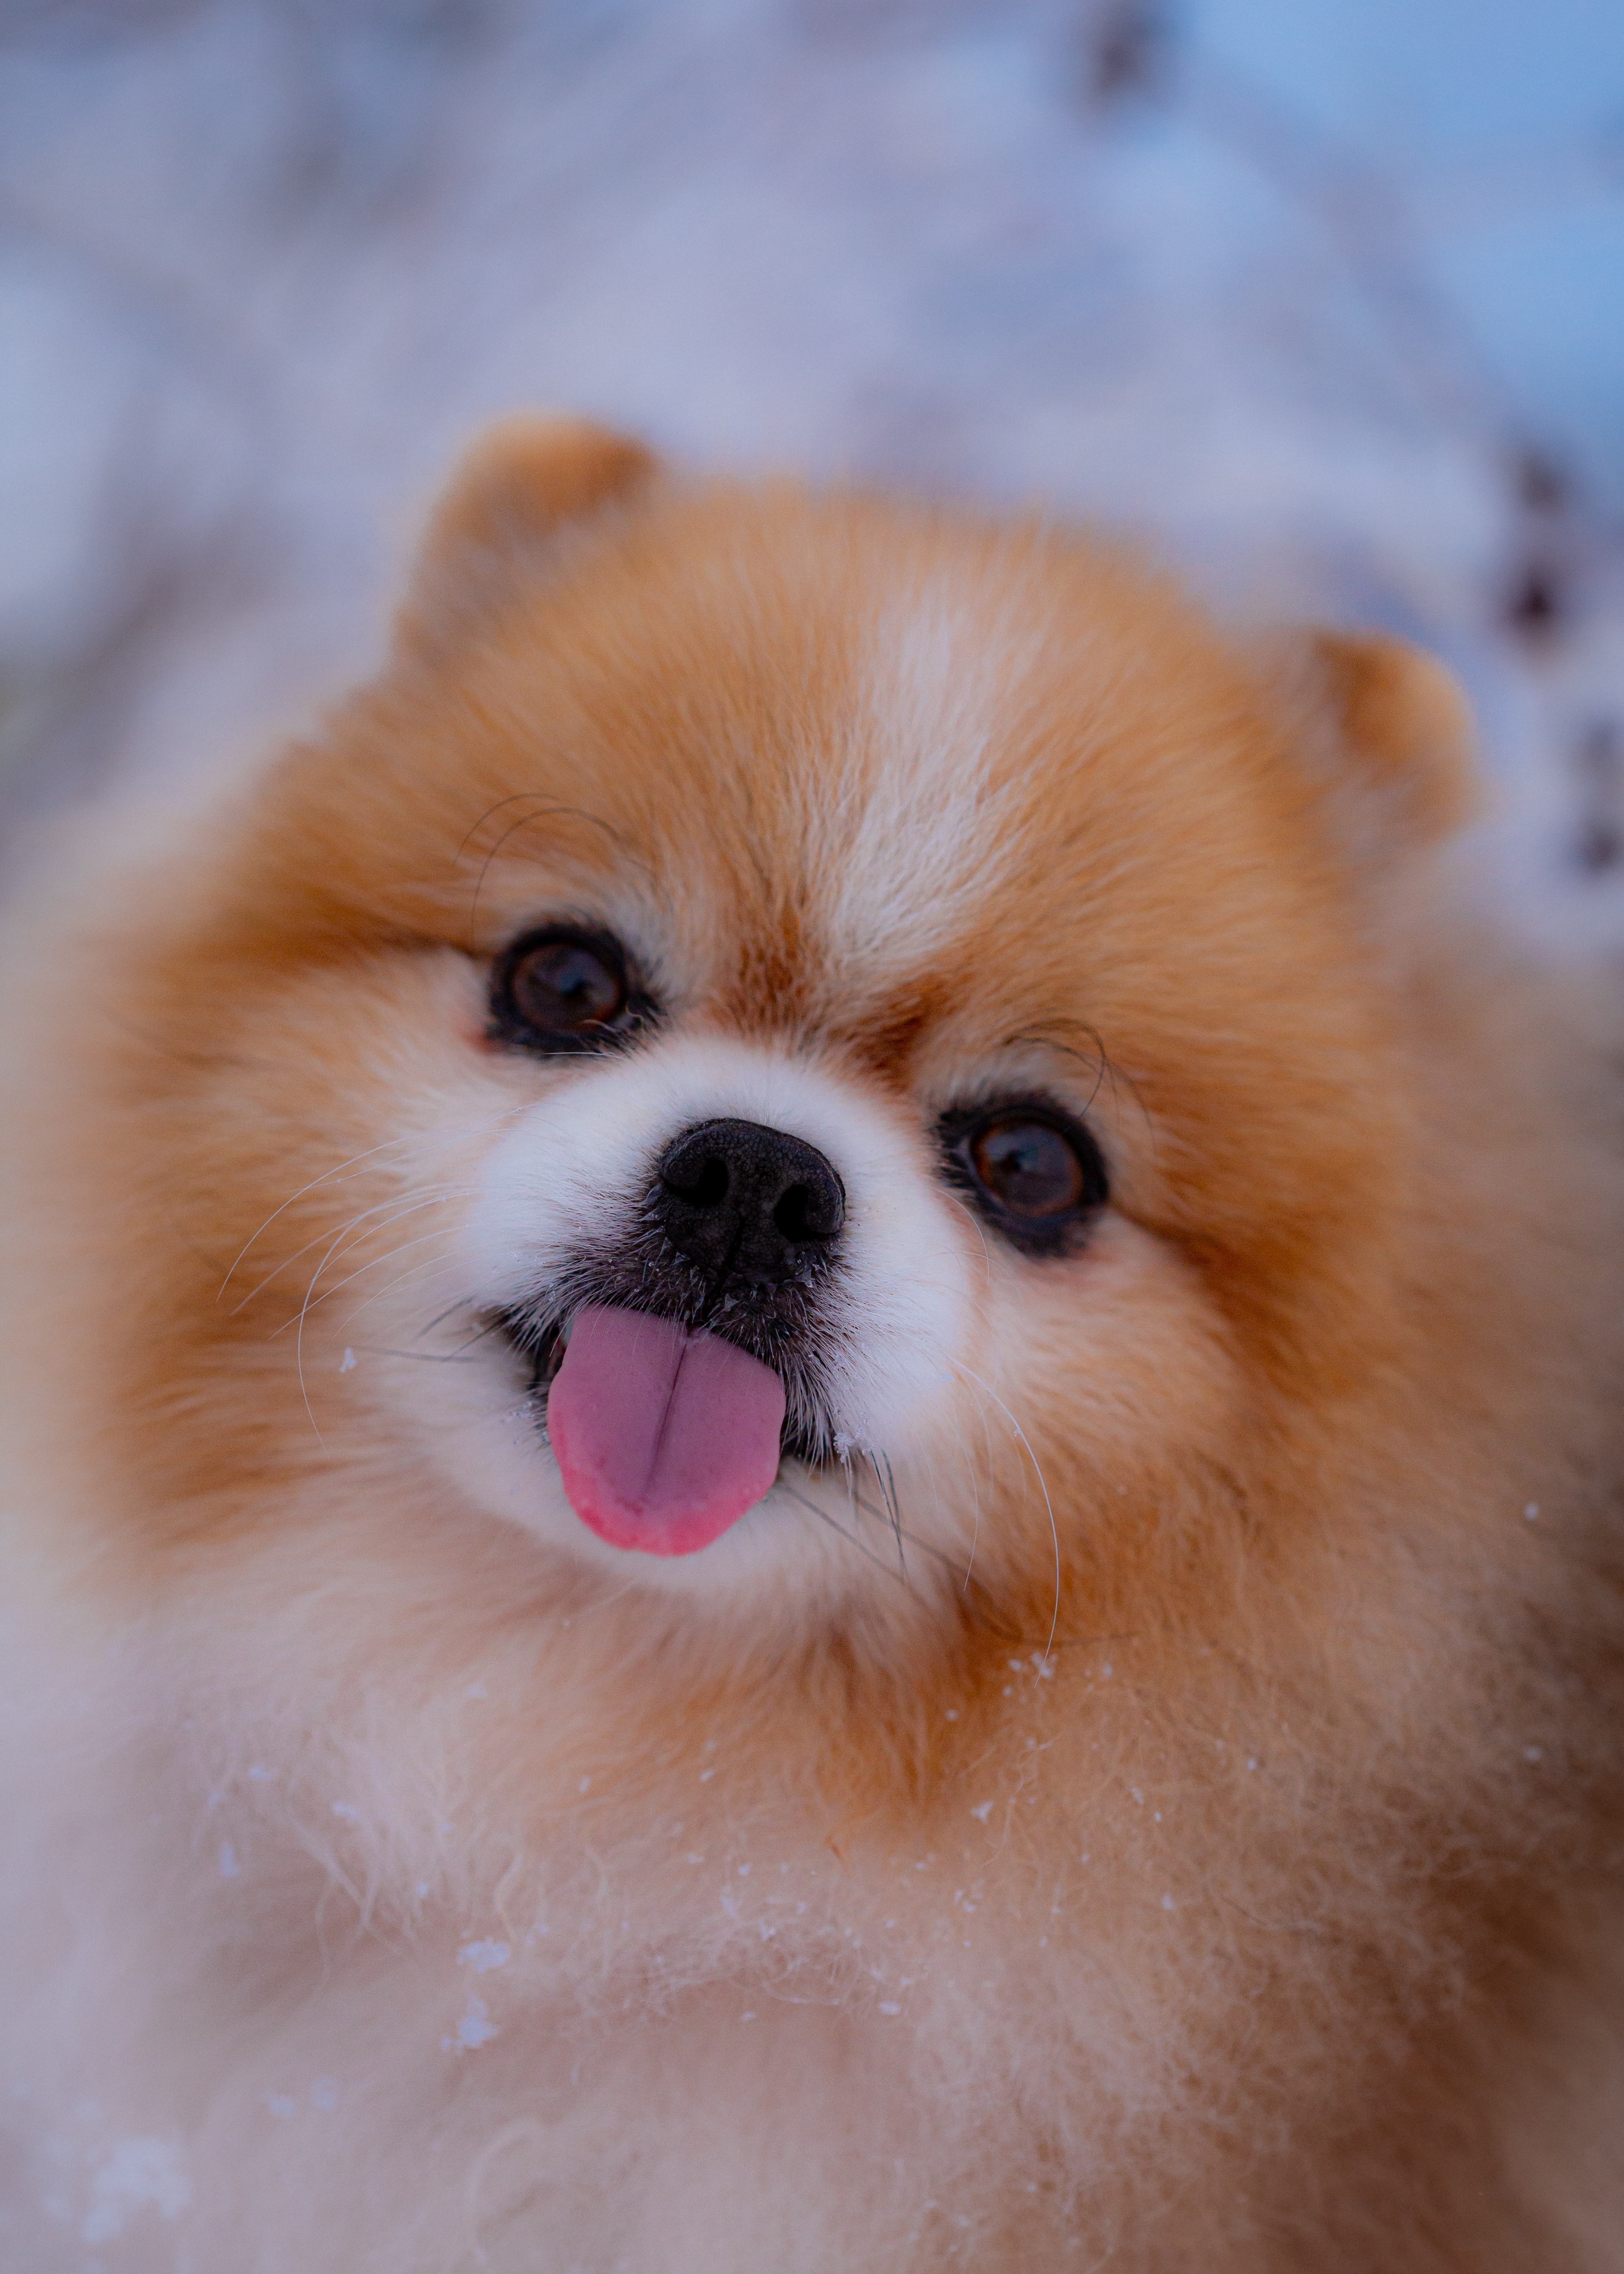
270, 484, 1356, 1008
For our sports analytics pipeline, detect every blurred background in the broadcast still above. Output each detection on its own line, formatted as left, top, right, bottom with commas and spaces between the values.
1, 0, 1621, 928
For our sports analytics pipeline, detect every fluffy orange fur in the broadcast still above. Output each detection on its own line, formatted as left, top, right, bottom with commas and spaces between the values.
3, 417, 1624, 2271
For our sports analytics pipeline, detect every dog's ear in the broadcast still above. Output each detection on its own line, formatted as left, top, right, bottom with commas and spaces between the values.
398, 414, 660, 650
1281, 629, 1481, 856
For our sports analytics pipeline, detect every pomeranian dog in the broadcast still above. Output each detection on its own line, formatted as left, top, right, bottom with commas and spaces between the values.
3, 416, 1624, 2273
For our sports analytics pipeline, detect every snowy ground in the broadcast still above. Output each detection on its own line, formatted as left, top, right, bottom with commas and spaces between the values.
0, 0, 1621, 937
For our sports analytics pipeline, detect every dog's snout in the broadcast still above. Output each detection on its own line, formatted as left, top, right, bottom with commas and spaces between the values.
655, 1118, 845, 1286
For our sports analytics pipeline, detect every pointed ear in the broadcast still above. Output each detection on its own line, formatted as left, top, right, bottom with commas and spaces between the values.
1290, 630, 1481, 854
399, 414, 660, 649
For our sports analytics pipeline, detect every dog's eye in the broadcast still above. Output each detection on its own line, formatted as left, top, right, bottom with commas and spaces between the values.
489, 927, 647, 1054
971, 1118, 1085, 1214
938, 1101, 1108, 1254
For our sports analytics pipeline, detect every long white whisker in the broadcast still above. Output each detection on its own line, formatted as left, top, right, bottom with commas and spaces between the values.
217, 1102, 529, 1300
335, 1256, 469, 1335
291, 1198, 464, 1448
273, 1226, 465, 1339
217, 1134, 437, 1300
232, 1186, 475, 1315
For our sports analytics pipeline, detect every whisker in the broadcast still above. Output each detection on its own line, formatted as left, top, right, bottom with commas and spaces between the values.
217, 1131, 428, 1300
774, 1476, 909, 1584
217, 1100, 528, 1302
291, 1207, 462, 1447
826, 1472, 968, 1582
440, 1314, 507, 1358
355, 1346, 484, 1364
295, 1280, 326, 1452
460, 795, 667, 937
334, 1255, 468, 1335
1003, 1020, 1157, 1162
872, 1447, 907, 1582
269, 1223, 465, 1338
232, 1186, 473, 1316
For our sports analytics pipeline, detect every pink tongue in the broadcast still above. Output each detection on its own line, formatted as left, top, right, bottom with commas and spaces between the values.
546, 1305, 787, 1556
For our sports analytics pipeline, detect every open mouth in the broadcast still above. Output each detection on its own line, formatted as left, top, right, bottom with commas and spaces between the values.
492, 1302, 824, 1555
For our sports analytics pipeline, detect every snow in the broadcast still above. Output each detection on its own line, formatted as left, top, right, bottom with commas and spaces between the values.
444, 1998, 500, 2052
80, 2138, 190, 2246
457, 1939, 510, 1975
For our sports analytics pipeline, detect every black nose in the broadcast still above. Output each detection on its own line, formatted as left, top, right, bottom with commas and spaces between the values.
653, 1118, 846, 1289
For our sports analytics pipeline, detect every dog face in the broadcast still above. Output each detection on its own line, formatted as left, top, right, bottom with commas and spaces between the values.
33, 421, 1624, 2274
52, 419, 1473, 1656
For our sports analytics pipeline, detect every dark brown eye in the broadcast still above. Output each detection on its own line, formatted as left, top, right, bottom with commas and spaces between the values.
489, 927, 650, 1055
513, 939, 624, 1030
939, 1100, 1108, 1254
971, 1118, 1085, 1215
